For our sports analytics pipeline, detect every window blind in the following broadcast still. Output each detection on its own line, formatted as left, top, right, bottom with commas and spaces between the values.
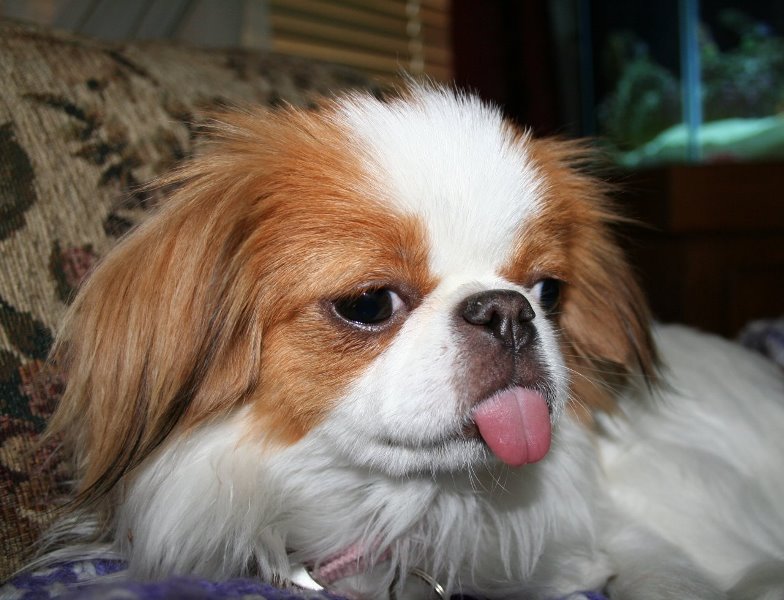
267, 0, 452, 83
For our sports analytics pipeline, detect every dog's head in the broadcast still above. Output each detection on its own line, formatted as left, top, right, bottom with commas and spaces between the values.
51, 87, 656, 500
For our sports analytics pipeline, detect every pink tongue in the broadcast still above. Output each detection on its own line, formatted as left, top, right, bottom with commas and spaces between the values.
472, 388, 551, 466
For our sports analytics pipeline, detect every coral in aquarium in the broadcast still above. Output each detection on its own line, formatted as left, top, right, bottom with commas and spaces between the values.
599, 9, 784, 163
599, 32, 680, 151
701, 10, 784, 121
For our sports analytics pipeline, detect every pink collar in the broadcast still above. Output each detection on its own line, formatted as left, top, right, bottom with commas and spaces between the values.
290, 543, 445, 598
314, 541, 391, 587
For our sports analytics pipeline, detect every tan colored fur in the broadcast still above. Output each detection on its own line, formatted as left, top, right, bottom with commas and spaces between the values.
502, 138, 657, 418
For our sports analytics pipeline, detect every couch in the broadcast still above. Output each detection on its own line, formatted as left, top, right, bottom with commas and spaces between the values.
0, 17, 382, 590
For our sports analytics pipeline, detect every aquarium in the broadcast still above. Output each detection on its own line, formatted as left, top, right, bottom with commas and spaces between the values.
587, 0, 784, 166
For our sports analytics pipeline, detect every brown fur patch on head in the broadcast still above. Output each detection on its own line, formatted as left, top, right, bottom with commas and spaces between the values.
48, 103, 435, 507
501, 137, 658, 419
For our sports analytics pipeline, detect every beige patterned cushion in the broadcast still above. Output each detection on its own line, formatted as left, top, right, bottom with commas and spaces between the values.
0, 18, 382, 580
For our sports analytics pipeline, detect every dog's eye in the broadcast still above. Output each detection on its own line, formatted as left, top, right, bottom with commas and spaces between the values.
532, 278, 561, 313
333, 288, 403, 326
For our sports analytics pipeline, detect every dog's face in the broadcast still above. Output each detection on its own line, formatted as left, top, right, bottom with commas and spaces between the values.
52, 88, 656, 498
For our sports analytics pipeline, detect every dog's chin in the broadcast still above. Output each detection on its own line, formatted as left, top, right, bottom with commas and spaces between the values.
322, 428, 490, 477
315, 392, 558, 478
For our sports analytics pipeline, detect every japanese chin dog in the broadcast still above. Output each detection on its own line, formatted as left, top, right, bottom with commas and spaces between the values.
42, 86, 784, 600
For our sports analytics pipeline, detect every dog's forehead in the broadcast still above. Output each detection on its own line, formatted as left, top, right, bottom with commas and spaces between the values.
335, 89, 546, 278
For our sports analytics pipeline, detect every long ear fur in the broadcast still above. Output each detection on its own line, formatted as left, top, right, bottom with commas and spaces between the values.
48, 161, 263, 506
526, 139, 658, 415
46, 108, 320, 507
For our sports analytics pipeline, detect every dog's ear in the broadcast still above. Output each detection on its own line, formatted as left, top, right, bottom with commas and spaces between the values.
49, 104, 380, 505
559, 205, 658, 414
48, 119, 274, 505
524, 139, 658, 415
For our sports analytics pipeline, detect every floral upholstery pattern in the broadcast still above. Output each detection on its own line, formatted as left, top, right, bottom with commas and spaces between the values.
0, 17, 382, 580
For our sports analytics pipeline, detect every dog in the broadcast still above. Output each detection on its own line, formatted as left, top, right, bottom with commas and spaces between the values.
41, 86, 784, 599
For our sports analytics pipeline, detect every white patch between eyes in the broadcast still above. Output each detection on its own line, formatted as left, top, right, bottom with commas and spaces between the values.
335, 86, 545, 279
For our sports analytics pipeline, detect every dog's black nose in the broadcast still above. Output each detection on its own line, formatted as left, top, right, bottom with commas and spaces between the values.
460, 289, 536, 351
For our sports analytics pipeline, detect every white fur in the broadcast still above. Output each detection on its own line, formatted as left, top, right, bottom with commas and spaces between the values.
114, 326, 784, 599
120, 404, 617, 598
599, 325, 784, 596
337, 87, 544, 278
45, 89, 784, 599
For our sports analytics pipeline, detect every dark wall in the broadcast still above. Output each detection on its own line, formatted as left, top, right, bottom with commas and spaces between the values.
451, 0, 561, 135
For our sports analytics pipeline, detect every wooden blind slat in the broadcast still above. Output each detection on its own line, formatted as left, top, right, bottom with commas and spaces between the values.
330, 0, 408, 20
423, 23, 450, 44
423, 63, 450, 81
271, 15, 450, 66
270, 14, 409, 55
418, 6, 448, 29
272, 37, 408, 73
423, 44, 450, 67
420, 0, 448, 9
330, 0, 450, 24
270, 41, 447, 75
269, 0, 452, 82
269, 0, 404, 36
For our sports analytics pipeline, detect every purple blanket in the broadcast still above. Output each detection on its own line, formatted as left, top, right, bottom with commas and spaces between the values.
738, 317, 784, 369
2, 561, 347, 600
2, 560, 608, 599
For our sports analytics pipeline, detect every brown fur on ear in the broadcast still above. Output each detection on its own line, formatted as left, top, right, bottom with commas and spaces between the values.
506, 137, 658, 417
46, 104, 386, 508
48, 158, 265, 506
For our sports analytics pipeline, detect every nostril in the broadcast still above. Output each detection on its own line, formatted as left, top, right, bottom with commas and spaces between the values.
460, 289, 536, 348
518, 301, 536, 323
462, 296, 496, 326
